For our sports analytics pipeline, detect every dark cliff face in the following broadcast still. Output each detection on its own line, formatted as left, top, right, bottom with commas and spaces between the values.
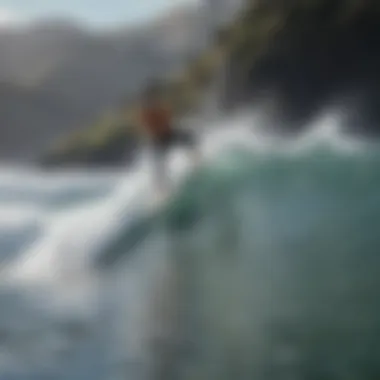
221, 0, 380, 137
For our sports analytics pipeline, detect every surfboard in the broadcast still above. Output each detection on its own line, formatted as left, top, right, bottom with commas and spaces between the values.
149, 188, 170, 209
96, 155, 204, 269
149, 152, 202, 210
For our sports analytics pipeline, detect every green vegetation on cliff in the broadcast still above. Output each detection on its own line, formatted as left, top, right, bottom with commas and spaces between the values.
40, 43, 228, 167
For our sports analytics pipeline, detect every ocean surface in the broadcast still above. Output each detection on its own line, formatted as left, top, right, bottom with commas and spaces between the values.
1, 113, 380, 379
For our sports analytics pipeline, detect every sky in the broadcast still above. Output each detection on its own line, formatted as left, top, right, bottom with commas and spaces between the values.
0, 0, 198, 28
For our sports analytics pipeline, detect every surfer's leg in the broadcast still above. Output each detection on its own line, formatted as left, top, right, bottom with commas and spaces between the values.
145, 257, 183, 380
174, 130, 201, 168
153, 137, 170, 195
189, 137, 202, 168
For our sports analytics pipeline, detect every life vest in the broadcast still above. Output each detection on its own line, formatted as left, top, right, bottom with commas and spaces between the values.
140, 106, 172, 137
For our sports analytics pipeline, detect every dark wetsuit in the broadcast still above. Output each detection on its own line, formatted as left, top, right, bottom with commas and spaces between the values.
140, 105, 195, 159
140, 104, 196, 189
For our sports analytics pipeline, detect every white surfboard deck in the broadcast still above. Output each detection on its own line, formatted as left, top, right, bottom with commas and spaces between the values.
149, 189, 170, 209
148, 155, 202, 212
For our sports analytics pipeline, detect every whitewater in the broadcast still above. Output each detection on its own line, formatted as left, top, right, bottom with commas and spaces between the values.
0, 112, 380, 380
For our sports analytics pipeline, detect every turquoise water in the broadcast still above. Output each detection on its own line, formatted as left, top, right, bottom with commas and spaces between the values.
1, 130, 380, 379
166, 146, 380, 379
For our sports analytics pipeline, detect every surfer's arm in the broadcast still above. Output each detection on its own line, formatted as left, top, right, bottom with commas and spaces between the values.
161, 101, 177, 130
131, 107, 151, 141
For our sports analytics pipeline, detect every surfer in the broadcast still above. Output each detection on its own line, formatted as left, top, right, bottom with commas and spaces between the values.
138, 82, 199, 194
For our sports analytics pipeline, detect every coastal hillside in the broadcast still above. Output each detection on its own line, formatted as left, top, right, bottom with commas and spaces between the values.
41, 0, 380, 167
0, 2, 211, 161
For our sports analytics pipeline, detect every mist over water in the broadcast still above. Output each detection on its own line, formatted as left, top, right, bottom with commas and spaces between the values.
0, 112, 379, 379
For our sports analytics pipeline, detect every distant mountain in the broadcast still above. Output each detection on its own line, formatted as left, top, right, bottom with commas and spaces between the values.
0, 0, 241, 161
0, 3, 204, 160
0, 81, 86, 161
0, 18, 89, 86
0, 4, 209, 92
